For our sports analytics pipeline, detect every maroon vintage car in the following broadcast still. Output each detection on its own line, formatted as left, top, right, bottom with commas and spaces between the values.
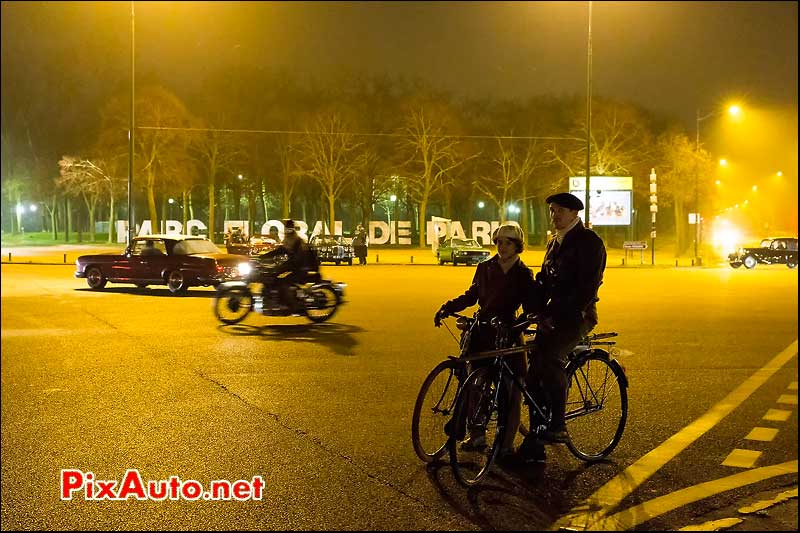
75, 235, 248, 294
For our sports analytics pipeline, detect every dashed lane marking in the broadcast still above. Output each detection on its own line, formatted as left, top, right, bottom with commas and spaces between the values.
763, 408, 792, 422
744, 427, 779, 442
777, 393, 798, 405
553, 340, 798, 531
721, 449, 762, 468
677, 517, 744, 531
593, 461, 798, 530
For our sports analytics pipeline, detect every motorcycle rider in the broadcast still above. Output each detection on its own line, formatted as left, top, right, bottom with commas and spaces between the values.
257, 219, 316, 312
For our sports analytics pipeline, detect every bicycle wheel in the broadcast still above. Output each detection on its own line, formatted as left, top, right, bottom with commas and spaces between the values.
564, 352, 628, 462
411, 359, 463, 463
449, 366, 506, 486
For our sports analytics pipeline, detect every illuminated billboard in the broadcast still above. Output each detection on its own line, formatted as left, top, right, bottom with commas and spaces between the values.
569, 176, 633, 226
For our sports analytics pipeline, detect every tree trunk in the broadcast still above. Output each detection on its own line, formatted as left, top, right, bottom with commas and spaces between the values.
107, 195, 115, 243
418, 198, 428, 247
147, 169, 158, 235
328, 194, 336, 236
182, 189, 189, 230
208, 183, 216, 243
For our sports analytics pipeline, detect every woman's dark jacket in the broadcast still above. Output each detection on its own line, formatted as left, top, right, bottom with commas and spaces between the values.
441, 255, 541, 323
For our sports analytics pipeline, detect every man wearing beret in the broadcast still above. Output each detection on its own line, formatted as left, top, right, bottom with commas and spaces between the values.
516, 192, 607, 464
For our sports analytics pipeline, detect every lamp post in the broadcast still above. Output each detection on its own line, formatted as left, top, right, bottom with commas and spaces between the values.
585, 1, 593, 227
695, 105, 741, 262
127, 0, 135, 245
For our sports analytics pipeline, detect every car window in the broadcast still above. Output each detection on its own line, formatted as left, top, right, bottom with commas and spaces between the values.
132, 239, 167, 256
786, 240, 799, 251
173, 239, 220, 255
760, 239, 772, 248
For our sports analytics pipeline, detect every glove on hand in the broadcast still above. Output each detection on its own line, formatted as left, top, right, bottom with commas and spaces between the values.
434, 307, 448, 328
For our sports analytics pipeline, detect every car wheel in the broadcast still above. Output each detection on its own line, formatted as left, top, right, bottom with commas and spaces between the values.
166, 270, 189, 294
743, 255, 757, 269
86, 267, 107, 289
438, 254, 444, 266
347, 259, 353, 266
788, 261, 797, 269
452, 258, 458, 266
135, 283, 148, 288
729, 262, 742, 269
335, 260, 340, 265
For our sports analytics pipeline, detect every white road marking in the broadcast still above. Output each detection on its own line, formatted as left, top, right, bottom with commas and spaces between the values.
553, 340, 798, 531
743, 427, 779, 442
721, 449, 762, 468
762, 408, 792, 422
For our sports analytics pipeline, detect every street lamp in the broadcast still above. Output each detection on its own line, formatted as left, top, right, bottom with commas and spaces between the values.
585, 1, 593, 226
127, 0, 135, 245
693, 104, 741, 262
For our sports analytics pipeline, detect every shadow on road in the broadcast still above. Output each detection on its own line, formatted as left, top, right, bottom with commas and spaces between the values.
74, 287, 215, 298
217, 322, 365, 356
422, 450, 617, 530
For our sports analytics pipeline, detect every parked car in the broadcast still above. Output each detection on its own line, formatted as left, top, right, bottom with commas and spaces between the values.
728, 237, 798, 269
75, 235, 248, 294
247, 235, 280, 256
437, 237, 490, 266
309, 235, 354, 265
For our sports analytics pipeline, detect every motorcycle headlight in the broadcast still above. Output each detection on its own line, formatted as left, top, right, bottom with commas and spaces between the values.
237, 262, 252, 277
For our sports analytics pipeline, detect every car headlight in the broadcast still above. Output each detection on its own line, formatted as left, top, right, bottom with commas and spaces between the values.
237, 262, 252, 277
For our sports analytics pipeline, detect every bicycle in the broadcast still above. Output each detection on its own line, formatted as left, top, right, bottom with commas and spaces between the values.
448, 314, 628, 486
411, 312, 494, 463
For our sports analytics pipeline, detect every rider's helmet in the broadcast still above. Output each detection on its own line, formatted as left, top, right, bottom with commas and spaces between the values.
492, 223, 524, 253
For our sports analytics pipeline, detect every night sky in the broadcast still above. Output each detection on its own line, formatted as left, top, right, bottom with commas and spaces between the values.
2, 1, 798, 224
3, 2, 797, 124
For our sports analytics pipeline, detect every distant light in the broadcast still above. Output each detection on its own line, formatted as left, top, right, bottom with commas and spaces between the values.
715, 180, 721, 186
15, 204, 24, 215
478, 201, 485, 209
743, 200, 749, 205
777, 171, 783, 177
29, 204, 37, 212
238, 174, 243, 180
719, 159, 728, 167
390, 194, 397, 202
168, 198, 175, 204
728, 105, 741, 117
752, 185, 758, 192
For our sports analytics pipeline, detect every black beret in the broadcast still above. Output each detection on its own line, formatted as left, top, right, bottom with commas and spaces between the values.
546, 192, 584, 211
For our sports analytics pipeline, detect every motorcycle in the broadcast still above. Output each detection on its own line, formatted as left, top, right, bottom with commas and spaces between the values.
213, 254, 345, 325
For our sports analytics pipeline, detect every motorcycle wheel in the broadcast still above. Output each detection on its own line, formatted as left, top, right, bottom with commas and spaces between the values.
306, 286, 339, 323
214, 286, 253, 325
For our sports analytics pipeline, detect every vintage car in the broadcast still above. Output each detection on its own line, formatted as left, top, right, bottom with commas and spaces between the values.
75, 235, 248, 294
728, 237, 798, 269
309, 235, 354, 265
244, 235, 280, 256
437, 237, 491, 266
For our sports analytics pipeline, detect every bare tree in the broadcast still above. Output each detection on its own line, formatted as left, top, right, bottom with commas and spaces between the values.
100, 85, 195, 233
299, 111, 364, 233
657, 131, 715, 254
190, 118, 244, 242
399, 105, 474, 247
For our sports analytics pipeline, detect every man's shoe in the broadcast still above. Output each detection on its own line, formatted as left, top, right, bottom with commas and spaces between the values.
444, 418, 466, 441
517, 436, 547, 464
459, 433, 487, 451
538, 427, 569, 444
